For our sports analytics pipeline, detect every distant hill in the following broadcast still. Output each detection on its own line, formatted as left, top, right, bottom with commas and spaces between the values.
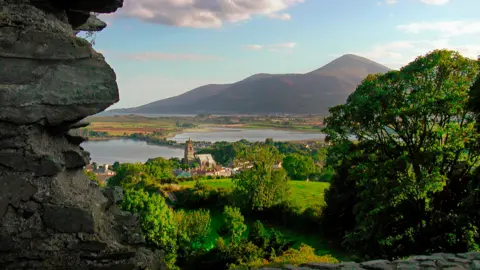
112, 54, 390, 115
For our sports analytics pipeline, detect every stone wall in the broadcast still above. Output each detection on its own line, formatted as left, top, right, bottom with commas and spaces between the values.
260, 252, 480, 270
0, 0, 163, 269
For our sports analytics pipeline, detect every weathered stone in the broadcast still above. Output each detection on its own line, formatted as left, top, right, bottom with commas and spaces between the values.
433, 253, 456, 259
63, 150, 90, 169
472, 260, 480, 270
70, 241, 107, 252
0, 152, 38, 172
0, 235, 14, 251
360, 260, 393, 270
51, 0, 124, 13
74, 15, 107, 32
93, 264, 136, 270
82, 251, 136, 260
103, 186, 124, 206
339, 261, 364, 269
447, 257, 471, 264
301, 263, 339, 269
65, 133, 87, 145
0, 175, 38, 217
410, 255, 436, 262
43, 204, 95, 233
283, 264, 314, 270
36, 156, 63, 176
457, 252, 480, 260
419, 261, 437, 268
436, 259, 460, 268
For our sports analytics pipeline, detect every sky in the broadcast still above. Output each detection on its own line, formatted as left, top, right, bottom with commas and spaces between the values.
93, 0, 480, 109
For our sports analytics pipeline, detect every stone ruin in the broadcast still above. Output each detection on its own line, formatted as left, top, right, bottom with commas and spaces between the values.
0, 0, 164, 269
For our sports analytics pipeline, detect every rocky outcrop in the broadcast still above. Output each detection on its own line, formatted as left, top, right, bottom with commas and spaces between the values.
0, 0, 163, 269
260, 252, 480, 270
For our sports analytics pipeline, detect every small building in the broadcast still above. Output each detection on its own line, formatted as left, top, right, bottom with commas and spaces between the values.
196, 154, 216, 169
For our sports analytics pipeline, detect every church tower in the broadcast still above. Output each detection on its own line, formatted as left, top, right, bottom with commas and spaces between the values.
184, 138, 195, 164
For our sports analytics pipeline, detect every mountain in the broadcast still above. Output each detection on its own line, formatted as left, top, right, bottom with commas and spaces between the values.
112, 54, 390, 115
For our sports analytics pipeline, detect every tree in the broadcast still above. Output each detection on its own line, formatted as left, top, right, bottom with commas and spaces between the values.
282, 153, 317, 180
233, 145, 290, 211
112, 161, 120, 171
222, 206, 247, 244
107, 163, 150, 189
175, 209, 212, 257
145, 157, 174, 180
121, 189, 178, 268
323, 50, 480, 258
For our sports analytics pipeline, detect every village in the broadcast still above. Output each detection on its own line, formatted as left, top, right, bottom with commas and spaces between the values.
85, 138, 284, 184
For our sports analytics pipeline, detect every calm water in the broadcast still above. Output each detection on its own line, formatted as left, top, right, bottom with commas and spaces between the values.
169, 128, 326, 143
81, 139, 184, 165
82, 128, 326, 164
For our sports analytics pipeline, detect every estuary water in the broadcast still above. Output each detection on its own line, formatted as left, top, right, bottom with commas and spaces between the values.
81, 128, 325, 164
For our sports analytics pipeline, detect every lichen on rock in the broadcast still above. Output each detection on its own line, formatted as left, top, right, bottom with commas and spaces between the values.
0, 0, 163, 269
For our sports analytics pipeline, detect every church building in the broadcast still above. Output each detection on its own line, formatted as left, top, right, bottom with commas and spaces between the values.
183, 138, 217, 169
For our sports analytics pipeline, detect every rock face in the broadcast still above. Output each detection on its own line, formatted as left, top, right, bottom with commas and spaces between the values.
259, 252, 480, 270
0, 0, 163, 269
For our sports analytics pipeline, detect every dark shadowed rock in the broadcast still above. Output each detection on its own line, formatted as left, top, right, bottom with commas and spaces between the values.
74, 15, 108, 32
0, 175, 38, 218
69, 241, 108, 252
63, 149, 90, 169
43, 204, 95, 233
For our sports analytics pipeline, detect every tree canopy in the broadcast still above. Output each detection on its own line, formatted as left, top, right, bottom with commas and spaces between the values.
323, 50, 480, 258
233, 145, 290, 211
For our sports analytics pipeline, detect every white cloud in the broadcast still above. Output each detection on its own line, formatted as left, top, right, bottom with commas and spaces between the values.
398, 21, 480, 37
386, 0, 398, 4
245, 44, 264, 50
420, 0, 449, 4
344, 39, 480, 69
267, 13, 292, 20
112, 0, 304, 28
244, 42, 296, 51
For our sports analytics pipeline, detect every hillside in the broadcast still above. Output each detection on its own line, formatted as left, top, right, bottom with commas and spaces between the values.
112, 54, 390, 115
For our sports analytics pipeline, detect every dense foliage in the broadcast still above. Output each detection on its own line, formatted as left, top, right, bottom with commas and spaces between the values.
323, 50, 480, 259
121, 188, 178, 268
283, 153, 317, 180
233, 145, 290, 211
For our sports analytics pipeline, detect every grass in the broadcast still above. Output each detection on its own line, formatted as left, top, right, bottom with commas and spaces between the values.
179, 179, 329, 211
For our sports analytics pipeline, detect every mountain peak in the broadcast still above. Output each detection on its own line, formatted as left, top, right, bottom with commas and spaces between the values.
308, 54, 390, 76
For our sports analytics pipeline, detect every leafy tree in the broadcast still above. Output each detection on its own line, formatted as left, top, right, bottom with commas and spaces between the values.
282, 153, 317, 180
112, 161, 120, 171
145, 157, 174, 180
121, 189, 178, 268
222, 206, 247, 244
323, 50, 480, 258
249, 220, 270, 250
175, 209, 212, 257
107, 163, 150, 189
233, 145, 290, 211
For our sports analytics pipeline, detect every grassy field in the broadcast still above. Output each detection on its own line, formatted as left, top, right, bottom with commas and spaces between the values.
178, 179, 348, 260
179, 179, 329, 211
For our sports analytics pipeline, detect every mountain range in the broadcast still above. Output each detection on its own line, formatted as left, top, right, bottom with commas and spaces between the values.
111, 54, 391, 115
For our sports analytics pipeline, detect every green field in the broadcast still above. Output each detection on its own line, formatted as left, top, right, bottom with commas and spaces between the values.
178, 179, 348, 260
179, 179, 329, 212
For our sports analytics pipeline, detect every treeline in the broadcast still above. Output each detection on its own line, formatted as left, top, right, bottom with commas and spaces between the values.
197, 139, 333, 181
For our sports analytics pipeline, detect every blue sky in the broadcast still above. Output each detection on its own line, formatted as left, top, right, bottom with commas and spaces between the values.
94, 0, 480, 109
